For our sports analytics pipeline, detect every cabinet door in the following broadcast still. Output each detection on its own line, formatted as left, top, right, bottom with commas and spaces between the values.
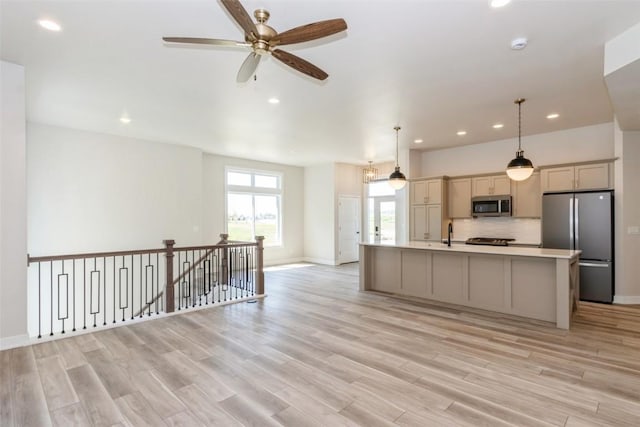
411, 180, 427, 205
513, 172, 541, 217
411, 179, 442, 204
448, 178, 472, 218
492, 175, 512, 195
411, 205, 427, 240
471, 176, 492, 196
575, 163, 610, 190
426, 204, 442, 241
425, 179, 442, 204
541, 167, 574, 192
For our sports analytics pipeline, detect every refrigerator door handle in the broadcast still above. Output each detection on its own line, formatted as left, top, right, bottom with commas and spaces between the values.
579, 262, 609, 268
575, 198, 579, 250
569, 198, 574, 250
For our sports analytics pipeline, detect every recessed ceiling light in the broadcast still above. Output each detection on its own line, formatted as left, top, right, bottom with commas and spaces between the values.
490, 0, 511, 8
493, 123, 504, 129
38, 19, 61, 32
413, 139, 423, 144
268, 97, 280, 104
457, 131, 467, 136
510, 37, 528, 50
546, 113, 560, 119
120, 117, 131, 124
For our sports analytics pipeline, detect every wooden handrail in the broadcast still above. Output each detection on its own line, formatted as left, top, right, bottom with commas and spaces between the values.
28, 247, 166, 264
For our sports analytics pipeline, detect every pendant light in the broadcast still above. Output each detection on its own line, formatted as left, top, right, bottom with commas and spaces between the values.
362, 161, 378, 183
388, 126, 407, 190
506, 98, 534, 181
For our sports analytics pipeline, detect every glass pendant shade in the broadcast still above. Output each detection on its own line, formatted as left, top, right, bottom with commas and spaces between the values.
506, 150, 534, 181
388, 166, 407, 189
388, 126, 407, 190
506, 98, 534, 181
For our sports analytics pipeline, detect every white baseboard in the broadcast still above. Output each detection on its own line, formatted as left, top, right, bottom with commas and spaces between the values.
613, 295, 640, 304
0, 333, 30, 351
302, 257, 338, 266
264, 257, 306, 267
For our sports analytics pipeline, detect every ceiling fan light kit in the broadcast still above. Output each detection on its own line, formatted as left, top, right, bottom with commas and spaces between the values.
388, 126, 407, 190
506, 98, 535, 181
162, 0, 347, 82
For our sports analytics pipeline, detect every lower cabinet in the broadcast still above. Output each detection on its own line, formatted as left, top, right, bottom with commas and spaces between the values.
410, 204, 442, 241
364, 247, 558, 323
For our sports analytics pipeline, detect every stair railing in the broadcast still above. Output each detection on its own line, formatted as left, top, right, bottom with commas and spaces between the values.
26, 235, 264, 339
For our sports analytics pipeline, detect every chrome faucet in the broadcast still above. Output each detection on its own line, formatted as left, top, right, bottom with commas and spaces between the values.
447, 222, 453, 247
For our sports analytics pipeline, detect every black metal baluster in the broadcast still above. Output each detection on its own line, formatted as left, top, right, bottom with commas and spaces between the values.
60, 260, 65, 334
83, 259, 87, 330
177, 251, 181, 310
112, 256, 116, 324
191, 250, 196, 307
72, 259, 76, 331
92, 257, 98, 328
139, 254, 143, 318
130, 254, 134, 320
103, 257, 107, 326
121, 255, 126, 322
37, 262, 41, 338
156, 252, 160, 314
50, 261, 53, 336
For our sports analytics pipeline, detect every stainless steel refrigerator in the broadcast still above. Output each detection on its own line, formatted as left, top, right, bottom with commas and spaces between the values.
542, 191, 614, 303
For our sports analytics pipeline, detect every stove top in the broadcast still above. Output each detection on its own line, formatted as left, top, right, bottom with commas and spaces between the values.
465, 237, 515, 246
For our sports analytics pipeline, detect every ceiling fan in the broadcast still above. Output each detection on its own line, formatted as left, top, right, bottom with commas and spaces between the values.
163, 0, 347, 82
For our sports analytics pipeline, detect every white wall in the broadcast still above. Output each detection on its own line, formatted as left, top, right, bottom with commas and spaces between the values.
420, 122, 614, 177
0, 61, 28, 347
604, 21, 640, 75
27, 123, 204, 254
202, 153, 304, 266
304, 164, 336, 264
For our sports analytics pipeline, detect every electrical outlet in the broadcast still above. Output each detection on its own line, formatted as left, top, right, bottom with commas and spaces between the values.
628, 226, 640, 235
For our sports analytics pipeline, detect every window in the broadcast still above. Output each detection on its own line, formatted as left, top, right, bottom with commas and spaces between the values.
225, 168, 282, 246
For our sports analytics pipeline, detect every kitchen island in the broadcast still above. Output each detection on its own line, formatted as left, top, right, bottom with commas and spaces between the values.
359, 241, 581, 329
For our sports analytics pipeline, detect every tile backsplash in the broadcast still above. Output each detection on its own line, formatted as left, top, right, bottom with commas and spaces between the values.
451, 217, 541, 245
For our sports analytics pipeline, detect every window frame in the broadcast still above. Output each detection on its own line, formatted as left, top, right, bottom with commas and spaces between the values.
224, 167, 283, 247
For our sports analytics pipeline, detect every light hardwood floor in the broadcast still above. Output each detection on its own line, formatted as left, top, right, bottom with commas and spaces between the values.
2, 263, 640, 426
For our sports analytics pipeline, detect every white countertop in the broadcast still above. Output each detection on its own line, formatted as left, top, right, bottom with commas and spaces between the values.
360, 240, 581, 259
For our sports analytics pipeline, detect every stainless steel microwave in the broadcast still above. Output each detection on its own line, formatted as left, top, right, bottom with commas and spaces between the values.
471, 195, 512, 217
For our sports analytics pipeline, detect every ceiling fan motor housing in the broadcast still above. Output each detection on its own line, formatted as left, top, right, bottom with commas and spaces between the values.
248, 9, 277, 54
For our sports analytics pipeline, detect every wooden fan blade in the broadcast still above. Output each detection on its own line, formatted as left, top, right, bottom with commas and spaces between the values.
163, 37, 250, 47
237, 52, 261, 83
271, 49, 328, 81
220, 0, 259, 41
272, 18, 347, 46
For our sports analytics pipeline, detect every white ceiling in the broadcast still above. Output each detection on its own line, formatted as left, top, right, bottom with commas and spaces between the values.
2, 0, 640, 166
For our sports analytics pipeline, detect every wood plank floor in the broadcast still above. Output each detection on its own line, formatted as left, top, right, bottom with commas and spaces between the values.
2, 262, 640, 426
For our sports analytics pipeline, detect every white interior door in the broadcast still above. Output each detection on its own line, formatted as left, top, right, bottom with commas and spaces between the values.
338, 196, 360, 264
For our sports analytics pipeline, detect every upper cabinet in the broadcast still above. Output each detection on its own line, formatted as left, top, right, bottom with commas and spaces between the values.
448, 178, 472, 218
513, 172, 541, 218
410, 178, 446, 241
411, 179, 442, 205
471, 174, 511, 197
575, 163, 611, 190
541, 162, 611, 193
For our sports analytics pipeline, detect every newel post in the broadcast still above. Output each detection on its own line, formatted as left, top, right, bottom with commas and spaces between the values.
255, 236, 265, 295
163, 239, 175, 313
219, 233, 229, 287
